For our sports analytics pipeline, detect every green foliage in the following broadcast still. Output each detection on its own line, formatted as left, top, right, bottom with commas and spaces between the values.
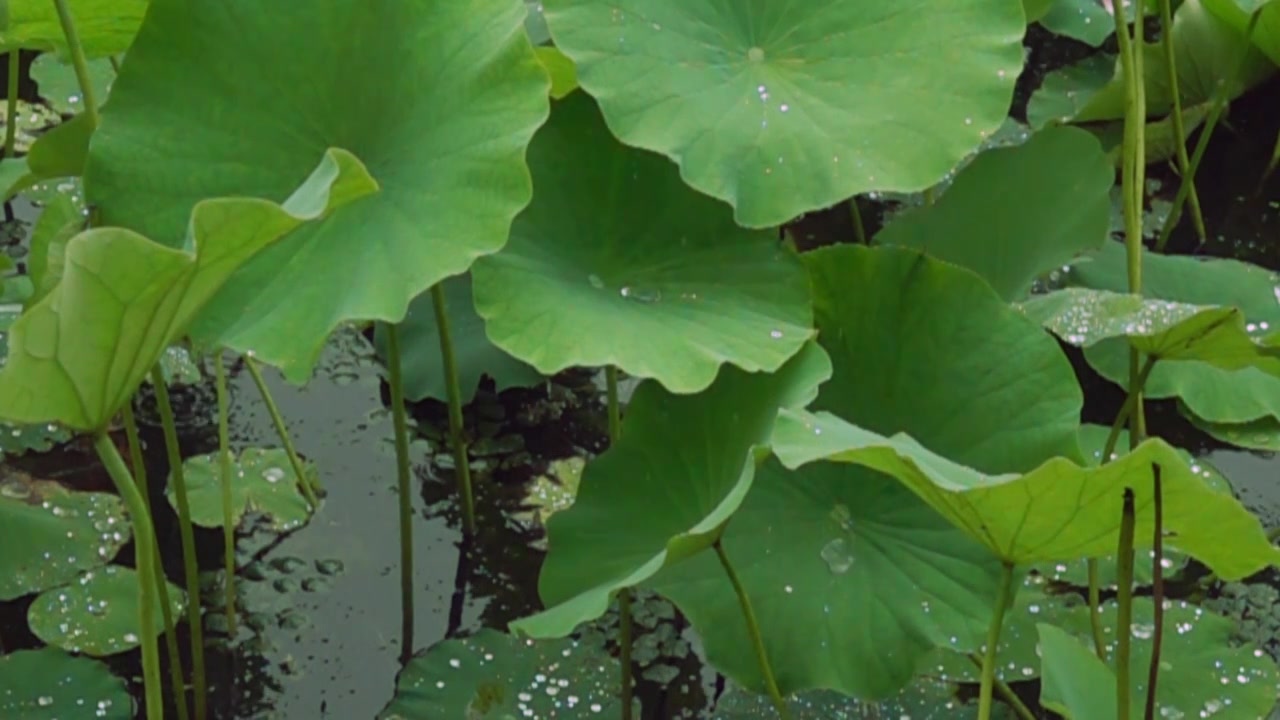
0, 0, 146, 58
0, 649, 130, 719
27, 565, 185, 656
167, 448, 314, 532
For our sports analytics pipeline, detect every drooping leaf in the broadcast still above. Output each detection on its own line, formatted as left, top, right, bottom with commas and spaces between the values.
1204, 0, 1280, 64
541, 0, 1025, 227
773, 409, 1280, 580
806, 245, 1084, 473
0, 474, 130, 600
85, 0, 550, 382
28, 566, 186, 656
0, 648, 131, 719
378, 629, 633, 718
874, 127, 1113, 300
473, 92, 813, 393
377, 274, 542, 404
30, 53, 115, 113
167, 448, 314, 532
509, 342, 831, 638
649, 458, 1002, 698
0, 148, 377, 430
0, 0, 147, 58
711, 676, 1009, 719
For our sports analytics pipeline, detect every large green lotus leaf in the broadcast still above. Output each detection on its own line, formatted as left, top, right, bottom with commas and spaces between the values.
0, 148, 376, 431
1020, 288, 1280, 375
377, 274, 542, 404
649, 458, 1002, 698
773, 409, 1280, 580
0, 474, 130, 601
84, 0, 550, 382
806, 245, 1084, 473
509, 342, 831, 639
1068, 242, 1280, 424
167, 448, 314, 533
473, 93, 813, 393
1041, 600, 1280, 719
1069, 0, 1276, 122
0, 0, 145, 58
28, 565, 186, 656
378, 629, 632, 718
711, 676, 1009, 719
874, 127, 1112, 301
1205, 0, 1280, 64
539, 0, 1025, 228
0, 649, 130, 720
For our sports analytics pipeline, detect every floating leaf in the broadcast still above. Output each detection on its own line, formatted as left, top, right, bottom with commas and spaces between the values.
875, 127, 1112, 300
30, 53, 115, 113
649, 458, 1002, 698
474, 93, 813, 393
377, 275, 542, 404
510, 342, 831, 638
773, 409, 1280, 580
806, 245, 1084, 473
711, 676, 1009, 719
167, 448, 314, 532
0, 648, 130, 719
512, 457, 585, 544
379, 629, 632, 718
85, 0, 550, 381
0, 419, 72, 459
541, 0, 1024, 227
0, 99, 61, 153
0, 148, 377, 431
0, 0, 146, 58
28, 565, 186, 656
0, 474, 130, 600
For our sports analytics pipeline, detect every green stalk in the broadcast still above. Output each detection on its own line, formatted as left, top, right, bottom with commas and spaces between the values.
1156, 11, 1261, 251
713, 540, 792, 720
977, 562, 1016, 720
243, 356, 321, 509
50, 0, 101, 130
1143, 465, 1165, 720
1156, 0, 1206, 245
430, 283, 476, 536
1116, 489, 1137, 720
94, 432, 164, 720
385, 324, 416, 664
849, 198, 867, 245
4, 52, 17, 159
1263, 128, 1280, 186
966, 654, 1037, 720
150, 368, 207, 720
1111, 0, 1146, 295
123, 404, 190, 720
604, 367, 633, 720
213, 353, 237, 638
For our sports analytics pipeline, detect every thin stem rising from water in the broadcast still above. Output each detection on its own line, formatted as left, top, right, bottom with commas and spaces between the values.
50, 0, 101, 129
243, 356, 321, 509
1143, 465, 1165, 720
4, 52, 18, 159
1156, 0, 1206, 245
604, 368, 633, 720
430, 283, 476, 536
213, 352, 238, 638
713, 540, 792, 720
1116, 489, 1137, 720
977, 562, 1016, 720
385, 324, 415, 664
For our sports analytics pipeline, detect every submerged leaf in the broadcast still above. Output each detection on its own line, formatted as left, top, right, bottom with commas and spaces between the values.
0, 648, 130, 719
168, 448, 314, 532
510, 343, 831, 638
474, 93, 813, 393
875, 127, 1112, 300
774, 409, 1280, 580
542, 0, 1024, 227
86, 0, 550, 381
28, 566, 186, 656
0, 474, 130, 601
379, 629, 632, 718
0, 148, 377, 430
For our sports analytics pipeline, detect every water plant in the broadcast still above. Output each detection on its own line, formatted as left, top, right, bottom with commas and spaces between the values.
1, 0, 1279, 718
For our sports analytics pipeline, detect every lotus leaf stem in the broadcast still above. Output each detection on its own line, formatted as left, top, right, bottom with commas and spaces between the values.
1110, 0, 1145, 296
430, 282, 476, 536
151, 367, 208, 720
1116, 488, 1137, 720
1144, 465, 1165, 720
94, 431, 164, 720
965, 654, 1036, 720
1156, 0, 1206, 246
976, 562, 1016, 720
4, 53, 17, 159
385, 324, 416, 664
50, 0, 101, 130
123, 403, 191, 720
849, 198, 867, 245
713, 540, 792, 720
1263, 129, 1280, 187
213, 352, 238, 638
1101, 356, 1158, 463
604, 367, 634, 720
243, 356, 321, 509
1157, 11, 1262, 251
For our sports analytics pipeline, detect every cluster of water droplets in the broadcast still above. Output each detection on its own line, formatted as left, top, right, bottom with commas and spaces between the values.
30, 566, 159, 655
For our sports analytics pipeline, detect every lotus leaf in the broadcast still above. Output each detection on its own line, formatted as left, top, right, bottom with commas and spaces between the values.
167, 447, 314, 533
0, 0, 146, 58
0, 649, 130, 719
28, 565, 186, 656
